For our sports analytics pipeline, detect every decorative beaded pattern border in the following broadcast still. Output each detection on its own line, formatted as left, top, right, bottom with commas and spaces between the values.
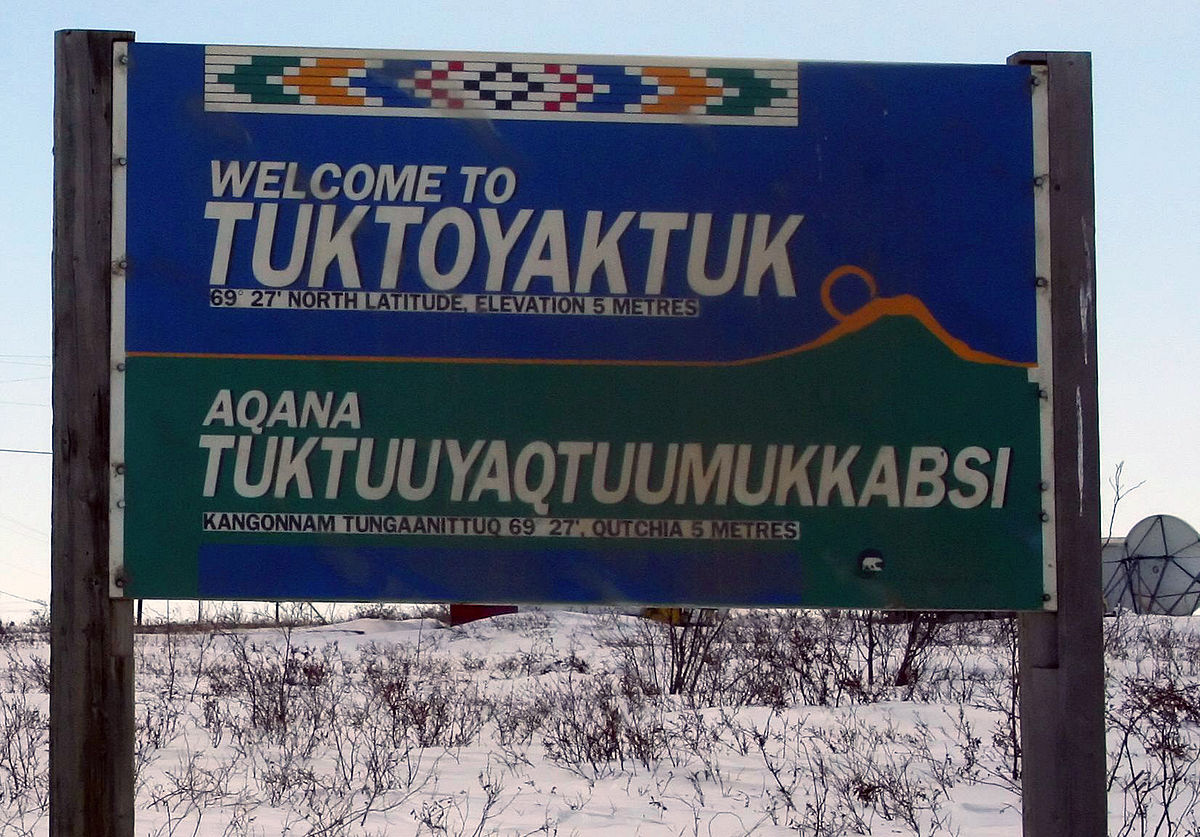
203, 46, 799, 126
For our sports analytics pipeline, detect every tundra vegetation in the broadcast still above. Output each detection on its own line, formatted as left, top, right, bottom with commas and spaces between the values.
2, 605, 1199, 835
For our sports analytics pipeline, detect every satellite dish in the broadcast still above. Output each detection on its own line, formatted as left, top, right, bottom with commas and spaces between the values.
1102, 515, 1200, 615
1101, 537, 1128, 611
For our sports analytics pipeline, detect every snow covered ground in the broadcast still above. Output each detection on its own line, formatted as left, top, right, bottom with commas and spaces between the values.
2, 608, 1199, 835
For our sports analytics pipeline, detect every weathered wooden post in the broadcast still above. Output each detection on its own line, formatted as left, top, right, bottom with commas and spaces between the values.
1009, 51, 1105, 836
51, 29, 136, 837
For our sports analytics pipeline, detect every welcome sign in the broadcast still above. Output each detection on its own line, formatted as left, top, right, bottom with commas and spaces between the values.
112, 43, 1052, 608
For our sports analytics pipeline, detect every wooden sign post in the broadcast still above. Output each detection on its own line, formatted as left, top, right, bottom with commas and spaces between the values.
51, 29, 136, 837
1009, 51, 1106, 836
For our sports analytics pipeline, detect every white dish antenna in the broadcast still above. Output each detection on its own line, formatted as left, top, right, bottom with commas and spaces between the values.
1102, 515, 1200, 615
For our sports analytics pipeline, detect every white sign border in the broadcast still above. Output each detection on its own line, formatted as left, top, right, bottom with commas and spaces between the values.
109, 41, 129, 598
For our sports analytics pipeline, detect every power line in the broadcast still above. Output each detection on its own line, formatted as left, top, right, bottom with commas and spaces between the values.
0, 588, 47, 607
0, 557, 47, 580
0, 448, 50, 455
0, 522, 48, 545
0, 512, 48, 539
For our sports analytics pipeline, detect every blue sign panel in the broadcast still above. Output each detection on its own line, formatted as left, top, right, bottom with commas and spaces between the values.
116, 43, 1051, 609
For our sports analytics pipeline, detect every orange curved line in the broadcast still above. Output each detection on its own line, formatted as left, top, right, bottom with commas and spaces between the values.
128, 296, 1031, 369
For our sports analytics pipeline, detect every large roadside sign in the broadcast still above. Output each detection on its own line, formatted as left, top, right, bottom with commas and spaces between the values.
112, 43, 1053, 609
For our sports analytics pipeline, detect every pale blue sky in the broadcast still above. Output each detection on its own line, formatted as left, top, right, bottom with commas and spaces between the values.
1, 0, 1197, 616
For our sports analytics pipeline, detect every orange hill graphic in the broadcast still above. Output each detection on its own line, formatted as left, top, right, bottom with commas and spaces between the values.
743, 293, 1034, 369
